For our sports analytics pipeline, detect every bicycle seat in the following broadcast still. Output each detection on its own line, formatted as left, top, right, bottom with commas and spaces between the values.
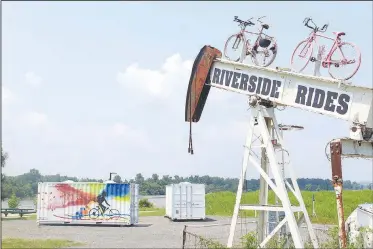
333, 31, 346, 37
262, 24, 269, 30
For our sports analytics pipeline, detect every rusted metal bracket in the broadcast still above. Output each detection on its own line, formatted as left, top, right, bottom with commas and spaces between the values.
330, 140, 347, 248
329, 138, 373, 248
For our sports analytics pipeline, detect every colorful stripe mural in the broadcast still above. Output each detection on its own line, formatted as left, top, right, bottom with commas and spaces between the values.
37, 182, 137, 224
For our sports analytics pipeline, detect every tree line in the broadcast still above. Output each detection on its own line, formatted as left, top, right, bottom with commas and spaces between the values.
1, 148, 371, 200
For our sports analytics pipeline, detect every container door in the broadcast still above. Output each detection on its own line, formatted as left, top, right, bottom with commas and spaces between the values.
190, 184, 205, 219
38, 183, 48, 221
186, 184, 192, 219
177, 185, 183, 219
177, 184, 192, 219
130, 183, 139, 225
176, 185, 186, 219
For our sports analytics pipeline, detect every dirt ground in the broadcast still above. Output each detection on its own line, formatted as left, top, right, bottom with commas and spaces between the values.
2, 216, 332, 248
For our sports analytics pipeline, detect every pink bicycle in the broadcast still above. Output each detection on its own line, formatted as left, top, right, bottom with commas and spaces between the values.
291, 17, 361, 81
224, 16, 278, 67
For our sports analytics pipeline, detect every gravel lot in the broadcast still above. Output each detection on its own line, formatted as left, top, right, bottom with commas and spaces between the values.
2, 216, 332, 248
2, 216, 232, 248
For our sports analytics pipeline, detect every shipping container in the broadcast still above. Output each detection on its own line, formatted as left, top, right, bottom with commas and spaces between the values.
346, 203, 373, 248
37, 182, 139, 226
165, 182, 205, 220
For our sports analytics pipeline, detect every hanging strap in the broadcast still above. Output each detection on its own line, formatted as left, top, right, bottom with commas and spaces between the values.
188, 81, 194, 155
188, 121, 194, 154
188, 66, 198, 155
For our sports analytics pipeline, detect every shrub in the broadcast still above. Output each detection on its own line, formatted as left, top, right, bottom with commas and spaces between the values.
139, 198, 154, 208
8, 193, 20, 209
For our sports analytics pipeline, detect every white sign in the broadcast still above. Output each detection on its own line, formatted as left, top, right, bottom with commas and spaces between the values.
207, 59, 370, 122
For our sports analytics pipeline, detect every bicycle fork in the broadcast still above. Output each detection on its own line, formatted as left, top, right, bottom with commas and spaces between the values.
232, 36, 242, 50
310, 45, 325, 63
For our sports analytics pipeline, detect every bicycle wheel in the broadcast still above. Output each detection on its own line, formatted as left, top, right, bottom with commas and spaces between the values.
88, 208, 100, 219
290, 39, 314, 73
224, 34, 246, 62
328, 42, 361, 81
109, 209, 120, 219
252, 42, 278, 67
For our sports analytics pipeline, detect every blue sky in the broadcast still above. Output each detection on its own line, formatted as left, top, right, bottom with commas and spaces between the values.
2, 1, 372, 182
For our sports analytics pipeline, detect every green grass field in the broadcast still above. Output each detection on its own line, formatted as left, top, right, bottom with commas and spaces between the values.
205, 190, 373, 224
2, 238, 83, 248
1, 213, 37, 221
139, 207, 165, 216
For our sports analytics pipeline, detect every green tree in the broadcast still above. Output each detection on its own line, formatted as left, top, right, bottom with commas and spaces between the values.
305, 184, 312, 191
1, 148, 9, 200
139, 198, 153, 208
135, 173, 144, 184
113, 175, 122, 183
151, 174, 159, 182
8, 193, 20, 209
1, 147, 8, 168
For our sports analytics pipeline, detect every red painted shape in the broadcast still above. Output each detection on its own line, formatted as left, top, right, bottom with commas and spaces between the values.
53, 184, 98, 208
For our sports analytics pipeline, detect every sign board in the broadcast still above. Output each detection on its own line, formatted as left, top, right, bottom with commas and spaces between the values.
208, 61, 362, 120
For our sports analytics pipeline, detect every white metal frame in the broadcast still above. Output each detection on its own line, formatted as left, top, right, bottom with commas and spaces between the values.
202, 53, 373, 249
227, 101, 318, 249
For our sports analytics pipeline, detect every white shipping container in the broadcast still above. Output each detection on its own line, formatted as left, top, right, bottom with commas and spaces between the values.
37, 182, 139, 226
165, 182, 205, 220
346, 204, 373, 248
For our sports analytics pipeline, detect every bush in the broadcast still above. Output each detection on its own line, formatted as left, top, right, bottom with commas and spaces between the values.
8, 193, 20, 209
139, 198, 154, 208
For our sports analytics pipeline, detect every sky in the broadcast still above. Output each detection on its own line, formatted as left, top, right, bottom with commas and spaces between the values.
2, 1, 373, 182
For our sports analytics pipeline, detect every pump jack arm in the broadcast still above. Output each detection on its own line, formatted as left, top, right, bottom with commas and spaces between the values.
185, 45, 373, 248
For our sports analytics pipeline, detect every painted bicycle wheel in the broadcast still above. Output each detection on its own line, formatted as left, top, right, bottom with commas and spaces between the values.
88, 208, 100, 219
290, 39, 314, 73
108, 209, 120, 219
328, 42, 361, 81
251, 41, 278, 67
224, 34, 246, 62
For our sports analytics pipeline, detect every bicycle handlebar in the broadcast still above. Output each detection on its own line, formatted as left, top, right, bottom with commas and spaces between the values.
234, 16, 255, 28
303, 17, 328, 33
257, 16, 266, 23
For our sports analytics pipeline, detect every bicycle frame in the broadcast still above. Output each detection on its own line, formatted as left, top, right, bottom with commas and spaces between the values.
299, 31, 347, 68
244, 29, 275, 48
233, 25, 275, 53
95, 205, 106, 216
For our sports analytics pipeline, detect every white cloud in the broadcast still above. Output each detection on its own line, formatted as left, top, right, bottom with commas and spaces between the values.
116, 52, 236, 109
25, 71, 43, 87
117, 54, 193, 98
23, 111, 48, 126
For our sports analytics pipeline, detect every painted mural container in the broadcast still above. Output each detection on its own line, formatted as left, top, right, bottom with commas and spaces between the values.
37, 182, 139, 225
